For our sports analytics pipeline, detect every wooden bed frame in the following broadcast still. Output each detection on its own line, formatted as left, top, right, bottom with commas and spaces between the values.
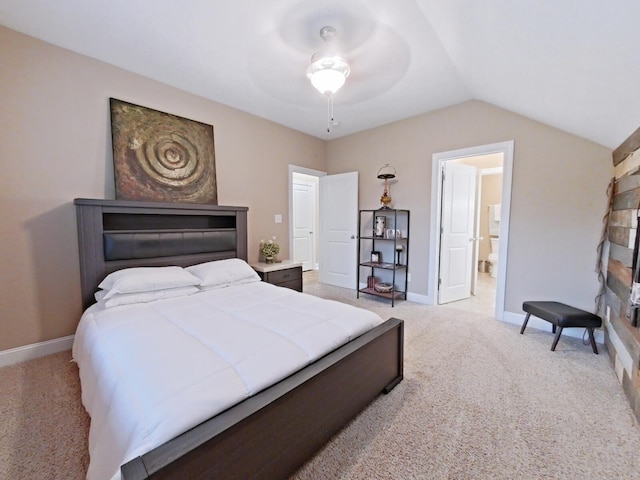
74, 198, 404, 480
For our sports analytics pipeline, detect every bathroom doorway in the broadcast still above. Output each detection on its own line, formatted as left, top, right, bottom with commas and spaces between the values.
428, 141, 514, 319
441, 156, 502, 316
462, 162, 503, 316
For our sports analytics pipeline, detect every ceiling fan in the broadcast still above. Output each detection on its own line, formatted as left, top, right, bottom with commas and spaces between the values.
246, 0, 410, 133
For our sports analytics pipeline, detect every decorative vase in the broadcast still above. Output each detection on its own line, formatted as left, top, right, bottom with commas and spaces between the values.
265, 256, 274, 264
375, 216, 386, 237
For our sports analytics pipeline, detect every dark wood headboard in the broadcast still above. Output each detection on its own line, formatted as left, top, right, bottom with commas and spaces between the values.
74, 198, 248, 310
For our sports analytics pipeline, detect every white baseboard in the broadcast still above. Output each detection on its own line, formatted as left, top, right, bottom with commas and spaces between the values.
406, 291, 430, 304
502, 311, 605, 344
0, 335, 74, 368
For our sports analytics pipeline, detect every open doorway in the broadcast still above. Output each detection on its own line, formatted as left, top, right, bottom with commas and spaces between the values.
289, 166, 360, 291
428, 141, 514, 320
291, 172, 319, 272
440, 157, 503, 316
289, 166, 324, 277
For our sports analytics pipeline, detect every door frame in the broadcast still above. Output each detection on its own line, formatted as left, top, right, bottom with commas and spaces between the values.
427, 141, 514, 320
288, 165, 326, 271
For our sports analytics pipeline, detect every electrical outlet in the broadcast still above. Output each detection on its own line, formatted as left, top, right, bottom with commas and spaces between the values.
407, 273, 411, 282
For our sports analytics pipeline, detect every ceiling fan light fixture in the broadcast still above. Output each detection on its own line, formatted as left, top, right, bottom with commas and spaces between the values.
306, 52, 350, 95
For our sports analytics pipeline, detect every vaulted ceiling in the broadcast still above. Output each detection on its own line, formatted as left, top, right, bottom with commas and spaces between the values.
1, 0, 638, 148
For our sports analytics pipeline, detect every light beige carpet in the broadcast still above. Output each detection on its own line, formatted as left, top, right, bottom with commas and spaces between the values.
2, 283, 640, 479
0, 350, 89, 479
295, 284, 640, 479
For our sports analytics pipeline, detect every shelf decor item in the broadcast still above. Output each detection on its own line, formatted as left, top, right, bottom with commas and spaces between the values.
375, 216, 386, 237
377, 164, 396, 209
374, 282, 393, 293
259, 237, 280, 263
395, 244, 404, 265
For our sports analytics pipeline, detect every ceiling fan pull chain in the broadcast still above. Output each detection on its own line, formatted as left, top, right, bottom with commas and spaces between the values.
326, 94, 333, 133
326, 93, 336, 133
330, 94, 335, 123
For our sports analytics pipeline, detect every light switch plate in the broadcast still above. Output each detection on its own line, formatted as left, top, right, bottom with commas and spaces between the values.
275, 214, 282, 224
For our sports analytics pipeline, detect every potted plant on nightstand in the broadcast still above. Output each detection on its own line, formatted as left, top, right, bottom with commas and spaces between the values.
259, 237, 280, 263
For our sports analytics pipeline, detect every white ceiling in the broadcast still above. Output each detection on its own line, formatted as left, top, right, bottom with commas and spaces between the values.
1, 0, 638, 148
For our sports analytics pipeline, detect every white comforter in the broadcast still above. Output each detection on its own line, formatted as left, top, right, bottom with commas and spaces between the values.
73, 281, 383, 480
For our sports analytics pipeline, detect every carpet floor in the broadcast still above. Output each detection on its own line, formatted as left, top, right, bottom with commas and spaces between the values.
1, 283, 640, 479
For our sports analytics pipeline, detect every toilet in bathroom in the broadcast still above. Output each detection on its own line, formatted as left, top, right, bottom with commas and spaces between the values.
488, 237, 499, 278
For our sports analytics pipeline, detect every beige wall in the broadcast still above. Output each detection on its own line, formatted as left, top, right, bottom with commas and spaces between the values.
0, 26, 326, 351
325, 100, 613, 314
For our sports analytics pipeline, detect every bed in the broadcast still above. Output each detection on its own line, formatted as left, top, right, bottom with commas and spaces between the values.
73, 198, 404, 480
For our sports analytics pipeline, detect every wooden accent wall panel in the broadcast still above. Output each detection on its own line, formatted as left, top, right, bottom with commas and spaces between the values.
610, 210, 635, 228
615, 173, 640, 195
613, 127, 640, 166
608, 258, 632, 289
607, 128, 640, 423
612, 189, 640, 212
609, 226, 633, 249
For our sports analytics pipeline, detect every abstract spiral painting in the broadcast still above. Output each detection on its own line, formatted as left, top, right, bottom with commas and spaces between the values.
110, 99, 217, 204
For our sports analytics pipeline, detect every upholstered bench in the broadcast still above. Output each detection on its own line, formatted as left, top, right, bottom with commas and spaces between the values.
520, 301, 602, 354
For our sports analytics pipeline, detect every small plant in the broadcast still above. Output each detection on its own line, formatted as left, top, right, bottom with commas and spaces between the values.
259, 236, 280, 259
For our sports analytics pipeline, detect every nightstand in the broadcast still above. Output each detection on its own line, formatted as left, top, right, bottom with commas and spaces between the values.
250, 260, 303, 292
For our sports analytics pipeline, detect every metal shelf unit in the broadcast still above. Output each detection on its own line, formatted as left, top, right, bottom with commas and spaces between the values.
357, 209, 410, 306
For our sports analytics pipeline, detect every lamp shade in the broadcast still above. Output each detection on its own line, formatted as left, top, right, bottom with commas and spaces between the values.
377, 164, 396, 179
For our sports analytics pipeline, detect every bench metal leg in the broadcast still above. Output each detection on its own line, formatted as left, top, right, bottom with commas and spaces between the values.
520, 313, 530, 334
587, 328, 599, 354
551, 326, 563, 351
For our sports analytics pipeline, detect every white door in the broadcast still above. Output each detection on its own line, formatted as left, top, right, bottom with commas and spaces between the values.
438, 162, 477, 304
292, 179, 315, 271
319, 172, 358, 289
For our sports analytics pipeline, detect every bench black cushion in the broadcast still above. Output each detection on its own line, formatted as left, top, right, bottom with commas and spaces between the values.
521, 301, 602, 353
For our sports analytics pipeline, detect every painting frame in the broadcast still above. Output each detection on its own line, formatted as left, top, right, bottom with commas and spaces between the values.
110, 98, 218, 204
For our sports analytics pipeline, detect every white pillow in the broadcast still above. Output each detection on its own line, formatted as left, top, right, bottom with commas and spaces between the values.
98, 266, 201, 299
187, 258, 260, 289
95, 285, 199, 308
